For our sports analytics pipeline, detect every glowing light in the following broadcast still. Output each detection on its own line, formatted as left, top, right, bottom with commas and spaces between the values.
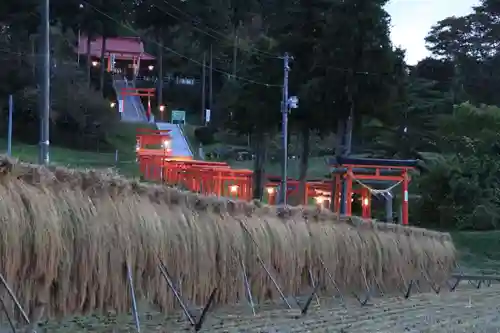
92, 61, 98, 66
162, 140, 170, 148
362, 198, 369, 206
110, 102, 116, 108
315, 196, 326, 204
230, 185, 239, 193
266, 187, 275, 194
159, 105, 165, 112
148, 65, 154, 70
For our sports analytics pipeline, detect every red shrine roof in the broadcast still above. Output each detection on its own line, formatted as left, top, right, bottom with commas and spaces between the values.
77, 36, 155, 60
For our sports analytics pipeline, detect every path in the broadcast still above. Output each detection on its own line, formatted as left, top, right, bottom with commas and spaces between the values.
156, 122, 193, 158
113, 77, 148, 122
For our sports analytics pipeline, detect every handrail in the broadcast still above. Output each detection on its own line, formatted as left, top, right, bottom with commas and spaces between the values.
177, 123, 194, 157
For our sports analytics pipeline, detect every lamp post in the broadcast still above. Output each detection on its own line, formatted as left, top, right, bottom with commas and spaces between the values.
159, 104, 165, 121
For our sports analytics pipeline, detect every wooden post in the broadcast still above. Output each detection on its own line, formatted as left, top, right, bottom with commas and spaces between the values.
346, 167, 353, 215
361, 188, 370, 219
147, 95, 151, 120
333, 174, 341, 213
402, 170, 409, 225
304, 183, 309, 205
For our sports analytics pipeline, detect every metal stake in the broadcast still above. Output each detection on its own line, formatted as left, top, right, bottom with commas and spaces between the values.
308, 267, 321, 306
318, 257, 344, 304
126, 263, 141, 332
0, 272, 30, 324
157, 258, 196, 326
238, 220, 292, 309
240, 258, 256, 316
0, 296, 16, 332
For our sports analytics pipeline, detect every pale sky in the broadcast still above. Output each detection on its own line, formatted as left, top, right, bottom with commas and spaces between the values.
386, 0, 480, 64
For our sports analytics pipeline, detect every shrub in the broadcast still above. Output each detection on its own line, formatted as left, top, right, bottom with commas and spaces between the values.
194, 126, 216, 145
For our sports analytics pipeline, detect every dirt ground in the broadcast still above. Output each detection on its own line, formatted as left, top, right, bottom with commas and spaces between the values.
28, 284, 500, 332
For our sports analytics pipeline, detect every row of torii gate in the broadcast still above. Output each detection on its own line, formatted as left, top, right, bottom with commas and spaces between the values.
136, 128, 417, 224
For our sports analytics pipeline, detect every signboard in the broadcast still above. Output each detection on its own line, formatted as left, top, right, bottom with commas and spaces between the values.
110, 53, 116, 70
118, 99, 124, 113
171, 110, 186, 124
205, 109, 211, 123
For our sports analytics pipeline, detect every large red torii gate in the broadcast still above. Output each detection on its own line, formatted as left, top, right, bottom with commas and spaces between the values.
329, 156, 417, 225
121, 87, 155, 120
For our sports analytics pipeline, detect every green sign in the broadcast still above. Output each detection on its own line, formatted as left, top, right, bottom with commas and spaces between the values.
171, 110, 186, 124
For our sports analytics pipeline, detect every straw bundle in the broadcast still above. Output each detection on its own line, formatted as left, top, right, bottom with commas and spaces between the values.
0, 156, 456, 319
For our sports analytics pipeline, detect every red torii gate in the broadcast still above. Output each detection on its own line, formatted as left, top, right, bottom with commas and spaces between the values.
264, 176, 332, 205
136, 128, 171, 149
121, 87, 155, 120
329, 156, 417, 225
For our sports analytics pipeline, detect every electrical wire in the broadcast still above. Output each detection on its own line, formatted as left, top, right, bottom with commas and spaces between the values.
80, 0, 283, 88
156, 0, 282, 59
6, 4, 404, 81
159, 0, 402, 77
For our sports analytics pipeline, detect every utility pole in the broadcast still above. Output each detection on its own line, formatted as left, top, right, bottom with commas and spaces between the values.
209, 44, 213, 114
201, 52, 206, 123
157, 29, 164, 110
232, 33, 238, 78
38, 0, 50, 165
279, 53, 291, 205
7, 95, 13, 156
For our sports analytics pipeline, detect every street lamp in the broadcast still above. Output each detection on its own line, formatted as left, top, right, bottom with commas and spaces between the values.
161, 139, 170, 183
280, 95, 299, 205
159, 104, 165, 120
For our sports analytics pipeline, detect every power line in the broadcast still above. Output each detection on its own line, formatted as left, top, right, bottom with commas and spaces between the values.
155, 0, 282, 59
80, 0, 282, 88
158, 0, 404, 77
5, 5, 406, 81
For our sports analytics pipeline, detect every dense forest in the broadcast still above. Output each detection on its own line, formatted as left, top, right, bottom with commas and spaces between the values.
1, 0, 500, 230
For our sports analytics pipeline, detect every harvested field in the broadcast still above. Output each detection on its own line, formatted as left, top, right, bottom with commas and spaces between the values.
0, 156, 456, 322
36, 285, 500, 332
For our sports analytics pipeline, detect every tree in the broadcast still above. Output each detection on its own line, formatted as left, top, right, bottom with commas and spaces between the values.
366, 74, 452, 159
135, 0, 189, 109
415, 103, 500, 230
425, 0, 500, 106
412, 57, 455, 93
218, 37, 282, 199
285, 0, 404, 203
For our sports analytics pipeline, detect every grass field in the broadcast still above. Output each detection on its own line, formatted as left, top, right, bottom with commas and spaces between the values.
452, 231, 500, 272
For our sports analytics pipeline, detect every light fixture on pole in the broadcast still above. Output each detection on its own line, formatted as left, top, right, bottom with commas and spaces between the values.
288, 96, 299, 109
159, 104, 165, 120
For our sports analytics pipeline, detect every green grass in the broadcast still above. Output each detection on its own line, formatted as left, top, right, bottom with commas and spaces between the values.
0, 122, 155, 178
452, 231, 500, 273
